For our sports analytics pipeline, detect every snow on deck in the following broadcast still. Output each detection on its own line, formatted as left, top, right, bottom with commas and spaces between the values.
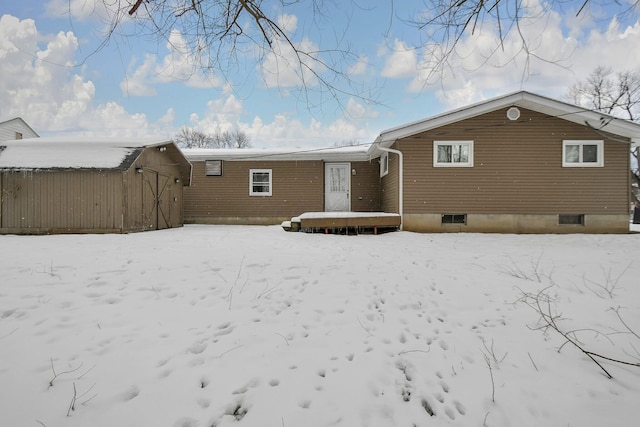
298, 211, 400, 219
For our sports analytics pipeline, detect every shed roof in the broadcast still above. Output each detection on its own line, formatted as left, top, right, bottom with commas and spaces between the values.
371, 91, 640, 151
0, 137, 183, 171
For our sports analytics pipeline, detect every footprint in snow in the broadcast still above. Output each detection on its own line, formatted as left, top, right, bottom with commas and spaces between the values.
173, 416, 198, 427
187, 341, 207, 355
122, 385, 140, 401
298, 400, 311, 409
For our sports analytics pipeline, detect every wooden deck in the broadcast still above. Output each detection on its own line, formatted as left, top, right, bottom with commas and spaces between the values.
282, 212, 401, 234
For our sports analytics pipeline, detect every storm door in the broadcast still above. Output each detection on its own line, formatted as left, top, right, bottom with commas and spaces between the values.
324, 163, 350, 212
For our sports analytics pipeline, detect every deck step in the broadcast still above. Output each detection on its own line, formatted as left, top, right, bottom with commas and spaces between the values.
282, 212, 400, 234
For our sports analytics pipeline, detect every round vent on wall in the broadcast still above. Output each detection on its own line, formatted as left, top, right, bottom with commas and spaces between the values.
507, 107, 521, 121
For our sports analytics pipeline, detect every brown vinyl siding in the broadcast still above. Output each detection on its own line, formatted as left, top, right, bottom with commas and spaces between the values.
185, 159, 382, 224
350, 161, 382, 212
185, 160, 324, 223
394, 107, 630, 216
381, 152, 399, 213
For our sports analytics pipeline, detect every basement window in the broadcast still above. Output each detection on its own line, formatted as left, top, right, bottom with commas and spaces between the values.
559, 214, 585, 225
562, 140, 603, 167
250, 169, 272, 196
205, 160, 223, 176
441, 214, 467, 224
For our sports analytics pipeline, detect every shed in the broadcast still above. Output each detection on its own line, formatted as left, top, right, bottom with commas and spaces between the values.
0, 137, 192, 234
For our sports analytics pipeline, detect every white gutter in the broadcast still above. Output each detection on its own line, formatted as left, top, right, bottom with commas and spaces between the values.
376, 145, 403, 230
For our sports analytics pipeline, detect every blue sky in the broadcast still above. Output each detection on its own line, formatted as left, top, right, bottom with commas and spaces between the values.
1, 0, 639, 147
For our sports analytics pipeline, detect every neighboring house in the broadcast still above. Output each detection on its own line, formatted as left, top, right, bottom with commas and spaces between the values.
371, 91, 640, 233
0, 117, 39, 141
0, 137, 191, 234
184, 91, 640, 233
182, 146, 381, 225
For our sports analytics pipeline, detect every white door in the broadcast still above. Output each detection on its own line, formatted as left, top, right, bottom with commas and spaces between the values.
325, 163, 350, 212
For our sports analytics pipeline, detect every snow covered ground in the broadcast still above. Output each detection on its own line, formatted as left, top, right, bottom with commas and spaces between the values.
1, 225, 639, 427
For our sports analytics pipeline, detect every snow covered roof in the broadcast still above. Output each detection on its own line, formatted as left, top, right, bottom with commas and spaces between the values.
0, 137, 174, 170
183, 145, 372, 162
371, 91, 640, 151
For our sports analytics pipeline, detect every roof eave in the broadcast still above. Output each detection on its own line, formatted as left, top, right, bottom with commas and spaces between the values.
374, 91, 640, 145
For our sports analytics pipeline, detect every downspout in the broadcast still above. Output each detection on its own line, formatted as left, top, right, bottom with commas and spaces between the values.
377, 144, 403, 230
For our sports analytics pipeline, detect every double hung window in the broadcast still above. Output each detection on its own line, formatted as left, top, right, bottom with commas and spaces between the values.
249, 169, 272, 196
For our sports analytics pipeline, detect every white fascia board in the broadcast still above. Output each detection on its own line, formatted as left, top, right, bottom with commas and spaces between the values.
182, 147, 372, 162
374, 91, 640, 146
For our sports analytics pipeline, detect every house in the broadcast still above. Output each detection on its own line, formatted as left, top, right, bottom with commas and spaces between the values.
184, 91, 640, 234
0, 137, 192, 234
371, 91, 640, 233
0, 117, 39, 141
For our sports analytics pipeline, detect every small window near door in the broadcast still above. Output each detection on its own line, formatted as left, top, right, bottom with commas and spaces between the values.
205, 160, 223, 176
442, 214, 467, 224
250, 169, 272, 196
380, 152, 389, 177
559, 214, 584, 225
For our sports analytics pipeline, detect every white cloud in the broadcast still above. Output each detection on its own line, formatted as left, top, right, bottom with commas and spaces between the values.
184, 93, 376, 148
397, 0, 640, 109
347, 55, 369, 76
0, 15, 166, 137
121, 30, 223, 96
45, 0, 115, 21
259, 36, 321, 89
381, 39, 418, 78
278, 14, 298, 34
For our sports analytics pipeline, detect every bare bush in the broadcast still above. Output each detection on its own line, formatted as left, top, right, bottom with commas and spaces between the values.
519, 286, 640, 379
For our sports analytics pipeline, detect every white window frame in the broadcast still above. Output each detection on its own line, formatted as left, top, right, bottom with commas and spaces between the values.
433, 141, 474, 167
380, 152, 389, 177
249, 169, 272, 196
562, 140, 604, 167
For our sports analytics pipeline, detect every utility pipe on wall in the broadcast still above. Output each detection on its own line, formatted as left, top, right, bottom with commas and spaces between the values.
377, 145, 403, 230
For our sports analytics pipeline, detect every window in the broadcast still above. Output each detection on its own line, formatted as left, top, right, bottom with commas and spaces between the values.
380, 152, 389, 177
15, 132, 23, 140
434, 141, 473, 167
559, 214, 584, 225
562, 140, 603, 167
205, 160, 223, 176
250, 169, 272, 196
441, 214, 467, 224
